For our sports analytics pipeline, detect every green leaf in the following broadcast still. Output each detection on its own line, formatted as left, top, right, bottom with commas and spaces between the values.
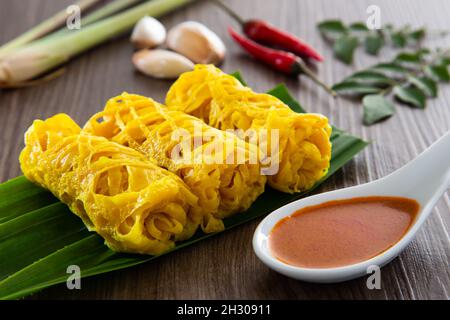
395, 52, 423, 64
394, 86, 426, 108
0, 202, 90, 281
434, 48, 450, 66
364, 33, 384, 55
370, 62, 408, 77
436, 56, 450, 67
0, 176, 58, 223
425, 65, 450, 82
362, 94, 395, 125
333, 35, 359, 64
394, 52, 424, 71
417, 48, 431, 55
349, 22, 369, 33
317, 20, 348, 40
332, 81, 381, 95
229, 71, 248, 87
408, 76, 438, 97
391, 31, 407, 47
0, 76, 368, 299
408, 28, 426, 43
266, 84, 305, 113
346, 70, 394, 87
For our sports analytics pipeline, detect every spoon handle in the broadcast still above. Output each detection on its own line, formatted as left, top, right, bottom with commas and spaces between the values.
389, 131, 450, 205
429, 131, 450, 188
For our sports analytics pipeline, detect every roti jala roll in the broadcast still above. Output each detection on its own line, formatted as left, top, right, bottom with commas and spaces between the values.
19, 114, 199, 255
83, 93, 266, 233
166, 64, 332, 193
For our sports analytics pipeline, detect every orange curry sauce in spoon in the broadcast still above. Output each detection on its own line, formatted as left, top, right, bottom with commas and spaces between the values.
269, 196, 419, 269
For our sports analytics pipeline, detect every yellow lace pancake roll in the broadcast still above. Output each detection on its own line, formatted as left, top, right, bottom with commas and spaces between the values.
83, 93, 266, 233
166, 64, 332, 193
19, 114, 199, 255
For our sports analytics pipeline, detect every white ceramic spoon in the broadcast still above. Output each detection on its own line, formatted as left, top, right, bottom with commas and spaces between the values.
253, 131, 450, 283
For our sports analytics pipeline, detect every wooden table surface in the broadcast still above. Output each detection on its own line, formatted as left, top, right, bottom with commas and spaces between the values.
0, 0, 449, 300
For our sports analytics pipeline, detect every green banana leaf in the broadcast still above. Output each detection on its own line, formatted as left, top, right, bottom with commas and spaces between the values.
0, 76, 369, 299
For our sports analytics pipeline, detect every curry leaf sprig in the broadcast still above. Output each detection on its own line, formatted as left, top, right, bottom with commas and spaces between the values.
317, 20, 445, 64
332, 48, 450, 125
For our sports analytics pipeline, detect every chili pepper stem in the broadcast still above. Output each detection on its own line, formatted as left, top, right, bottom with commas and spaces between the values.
228, 27, 333, 96
295, 59, 336, 97
210, 0, 245, 26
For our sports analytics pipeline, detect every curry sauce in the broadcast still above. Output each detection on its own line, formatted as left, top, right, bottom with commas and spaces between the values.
269, 196, 419, 268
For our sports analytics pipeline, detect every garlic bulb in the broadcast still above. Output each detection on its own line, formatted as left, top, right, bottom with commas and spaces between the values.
130, 16, 166, 49
132, 49, 194, 79
166, 21, 226, 65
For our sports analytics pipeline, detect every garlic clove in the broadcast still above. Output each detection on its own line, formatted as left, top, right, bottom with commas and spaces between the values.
130, 16, 166, 49
166, 21, 226, 65
132, 49, 195, 79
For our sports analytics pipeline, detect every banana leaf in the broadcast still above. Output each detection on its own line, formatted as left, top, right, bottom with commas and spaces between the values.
0, 76, 368, 299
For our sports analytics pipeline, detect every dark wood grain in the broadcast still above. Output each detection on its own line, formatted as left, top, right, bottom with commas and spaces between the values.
0, 0, 449, 300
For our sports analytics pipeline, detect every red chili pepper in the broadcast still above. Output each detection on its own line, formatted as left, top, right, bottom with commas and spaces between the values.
213, 0, 323, 62
228, 27, 335, 96
243, 20, 324, 62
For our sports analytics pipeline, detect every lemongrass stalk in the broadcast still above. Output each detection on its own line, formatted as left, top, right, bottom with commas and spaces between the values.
81, 0, 143, 26
0, 0, 198, 84
0, 0, 101, 58
44, 0, 143, 42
